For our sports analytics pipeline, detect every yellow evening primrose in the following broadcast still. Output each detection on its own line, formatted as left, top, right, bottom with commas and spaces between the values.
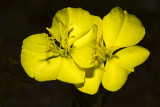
21, 7, 97, 84
75, 7, 150, 95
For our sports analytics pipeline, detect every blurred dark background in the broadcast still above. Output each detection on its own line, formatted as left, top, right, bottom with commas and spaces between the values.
0, 0, 159, 107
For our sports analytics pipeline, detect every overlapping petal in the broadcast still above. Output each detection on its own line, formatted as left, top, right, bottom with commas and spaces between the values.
21, 33, 61, 81
111, 46, 150, 72
50, 7, 93, 48
70, 26, 96, 68
103, 7, 145, 49
70, 42, 95, 68
102, 46, 150, 91
21, 33, 85, 83
57, 57, 85, 84
75, 62, 104, 95
102, 59, 129, 91
22, 33, 49, 53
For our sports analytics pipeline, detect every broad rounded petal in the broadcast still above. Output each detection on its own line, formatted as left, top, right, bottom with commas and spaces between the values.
102, 46, 150, 91
57, 57, 85, 84
21, 50, 46, 78
21, 50, 62, 81
75, 63, 104, 95
22, 33, 49, 53
73, 26, 96, 48
71, 41, 95, 68
49, 8, 68, 42
34, 56, 62, 81
70, 26, 96, 68
112, 46, 150, 72
103, 7, 145, 49
21, 33, 62, 81
50, 7, 93, 48
102, 60, 129, 92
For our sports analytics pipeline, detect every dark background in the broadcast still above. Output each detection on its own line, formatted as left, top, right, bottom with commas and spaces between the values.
0, 0, 159, 107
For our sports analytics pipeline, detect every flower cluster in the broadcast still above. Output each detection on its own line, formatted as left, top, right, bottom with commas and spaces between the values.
21, 7, 150, 95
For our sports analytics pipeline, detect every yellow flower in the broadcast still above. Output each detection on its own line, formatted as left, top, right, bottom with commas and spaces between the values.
75, 7, 150, 94
21, 7, 97, 84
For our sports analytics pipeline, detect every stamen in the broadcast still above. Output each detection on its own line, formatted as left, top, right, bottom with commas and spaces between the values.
46, 24, 73, 57
46, 27, 54, 37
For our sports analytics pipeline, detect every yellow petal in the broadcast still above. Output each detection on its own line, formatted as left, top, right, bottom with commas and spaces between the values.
57, 57, 85, 84
102, 60, 129, 92
21, 33, 62, 81
34, 56, 62, 81
103, 7, 145, 49
102, 46, 150, 92
75, 62, 104, 95
70, 17, 102, 68
73, 25, 96, 48
49, 8, 68, 42
111, 46, 150, 72
22, 33, 49, 53
71, 42, 95, 68
21, 51, 62, 81
70, 27, 96, 68
21, 50, 47, 78
50, 7, 93, 48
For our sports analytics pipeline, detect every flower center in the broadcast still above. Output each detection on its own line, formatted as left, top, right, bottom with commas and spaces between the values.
46, 28, 72, 57
95, 43, 114, 62
49, 38, 71, 57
